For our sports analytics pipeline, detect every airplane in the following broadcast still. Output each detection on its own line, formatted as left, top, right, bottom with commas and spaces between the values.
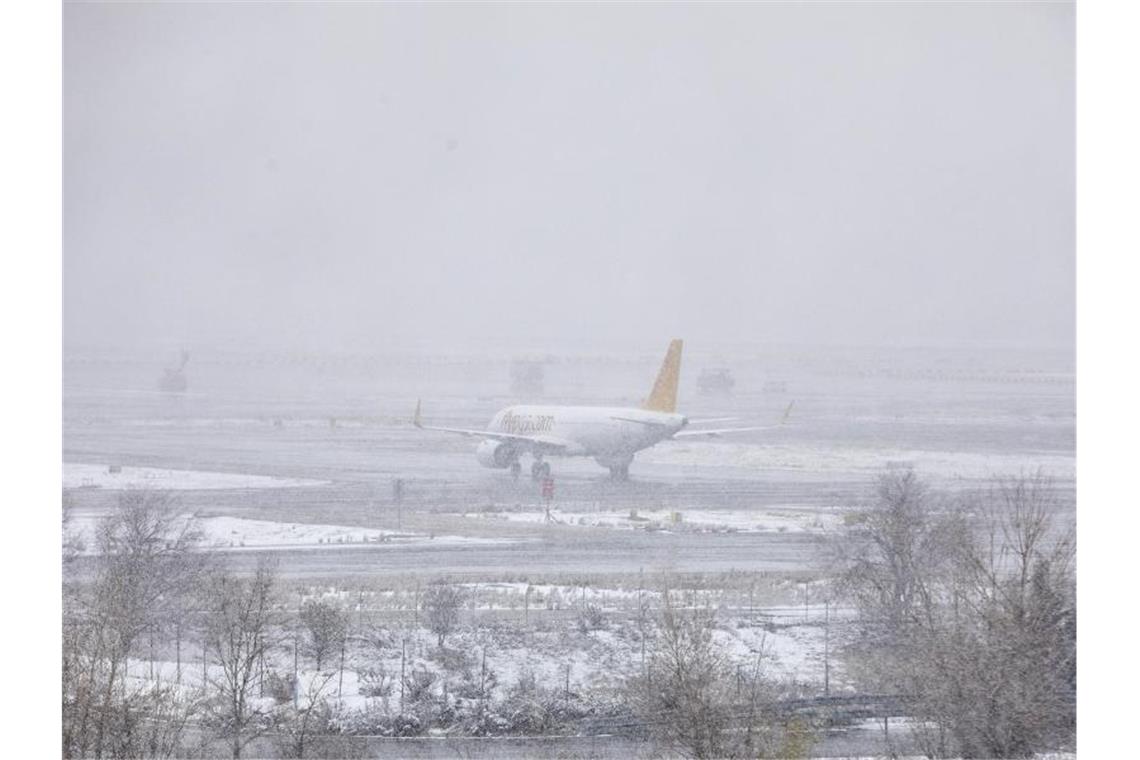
413, 339, 792, 480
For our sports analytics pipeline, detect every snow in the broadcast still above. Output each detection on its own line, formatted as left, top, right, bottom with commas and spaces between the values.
716, 622, 835, 686
463, 506, 843, 534
641, 442, 1076, 481
69, 513, 516, 553
63, 462, 327, 490
191, 516, 515, 551
118, 600, 844, 716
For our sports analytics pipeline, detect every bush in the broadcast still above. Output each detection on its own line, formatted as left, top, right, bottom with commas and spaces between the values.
576, 603, 607, 633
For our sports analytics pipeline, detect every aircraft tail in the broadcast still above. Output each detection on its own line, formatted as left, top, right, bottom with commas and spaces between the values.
643, 339, 683, 413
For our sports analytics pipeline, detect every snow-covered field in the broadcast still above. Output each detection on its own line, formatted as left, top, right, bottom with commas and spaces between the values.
120, 599, 844, 713
464, 506, 844, 534
641, 442, 1076, 481
69, 513, 516, 553
64, 462, 327, 490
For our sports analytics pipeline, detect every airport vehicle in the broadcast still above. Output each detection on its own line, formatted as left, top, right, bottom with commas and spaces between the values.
414, 340, 790, 480
698, 367, 736, 395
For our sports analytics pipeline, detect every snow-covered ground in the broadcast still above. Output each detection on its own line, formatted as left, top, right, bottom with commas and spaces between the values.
641, 442, 1076, 481
69, 513, 516, 553
463, 506, 843, 534
286, 583, 847, 691
64, 462, 327, 490
120, 608, 841, 713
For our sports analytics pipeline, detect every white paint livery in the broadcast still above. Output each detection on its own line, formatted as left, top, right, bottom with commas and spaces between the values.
414, 339, 790, 480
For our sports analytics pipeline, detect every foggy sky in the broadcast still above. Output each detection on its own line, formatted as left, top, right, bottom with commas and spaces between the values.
64, 2, 1074, 353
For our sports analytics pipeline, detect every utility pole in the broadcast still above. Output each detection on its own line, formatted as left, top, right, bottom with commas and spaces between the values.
294, 590, 302, 709
175, 619, 181, 684
639, 567, 648, 683
200, 608, 207, 690
748, 651, 763, 745
337, 632, 346, 700
400, 638, 406, 712
824, 599, 831, 696
393, 478, 404, 531
480, 647, 487, 704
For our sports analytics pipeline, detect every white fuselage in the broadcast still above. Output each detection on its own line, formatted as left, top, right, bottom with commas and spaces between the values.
487, 405, 687, 467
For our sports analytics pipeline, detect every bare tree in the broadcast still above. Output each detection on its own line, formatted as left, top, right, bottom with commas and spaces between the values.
62, 489, 205, 759
104, 684, 203, 760
62, 489, 85, 564
838, 470, 1075, 758
421, 582, 465, 648
633, 597, 738, 756
836, 469, 963, 636
275, 670, 336, 759
299, 598, 348, 671
201, 559, 281, 759
920, 473, 1076, 758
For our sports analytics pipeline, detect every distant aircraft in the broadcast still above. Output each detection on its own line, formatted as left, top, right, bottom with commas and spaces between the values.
414, 339, 792, 480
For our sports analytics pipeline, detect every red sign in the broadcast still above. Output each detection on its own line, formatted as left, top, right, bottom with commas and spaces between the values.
541, 477, 554, 500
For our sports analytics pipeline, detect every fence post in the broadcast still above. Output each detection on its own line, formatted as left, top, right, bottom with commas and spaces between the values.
824, 599, 831, 697
337, 632, 346, 701
175, 619, 181, 685
480, 647, 487, 703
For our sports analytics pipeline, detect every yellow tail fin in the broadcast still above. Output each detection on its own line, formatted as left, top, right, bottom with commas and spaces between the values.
644, 339, 683, 413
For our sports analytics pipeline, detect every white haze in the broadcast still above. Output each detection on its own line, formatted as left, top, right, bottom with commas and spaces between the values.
64, 2, 1074, 354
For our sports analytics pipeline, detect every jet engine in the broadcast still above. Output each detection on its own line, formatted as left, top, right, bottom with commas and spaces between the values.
475, 439, 519, 469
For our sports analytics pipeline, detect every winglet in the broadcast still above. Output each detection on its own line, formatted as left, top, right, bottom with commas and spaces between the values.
643, 339, 683, 413
781, 401, 795, 424
413, 398, 423, 428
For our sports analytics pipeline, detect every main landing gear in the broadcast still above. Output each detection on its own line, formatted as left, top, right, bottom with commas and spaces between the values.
599, 455, 633, 481
531, 459, 551, 480
510, 461, 522, 480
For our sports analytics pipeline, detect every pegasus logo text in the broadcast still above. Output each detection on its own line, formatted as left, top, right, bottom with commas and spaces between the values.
500, 411, 554, 435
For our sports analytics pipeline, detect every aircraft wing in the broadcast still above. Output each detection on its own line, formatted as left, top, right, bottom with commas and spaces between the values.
672, 401, 795, 439
413, 401, 574, 453
673, 424, 782, 439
